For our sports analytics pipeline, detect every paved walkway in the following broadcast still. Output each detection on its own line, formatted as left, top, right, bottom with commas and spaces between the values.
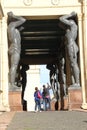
0, 112, 15, 130
0, 110, 87, 130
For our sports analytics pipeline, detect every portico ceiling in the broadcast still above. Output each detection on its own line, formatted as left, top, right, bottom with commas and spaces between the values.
20, 18, 65, 65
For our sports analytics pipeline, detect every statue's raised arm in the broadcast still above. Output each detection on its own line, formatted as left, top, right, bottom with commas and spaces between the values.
59, 12, 77, 26
7, 11, 26, 28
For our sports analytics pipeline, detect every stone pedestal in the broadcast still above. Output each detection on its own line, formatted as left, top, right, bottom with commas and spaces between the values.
68, 87, 82, 110
9, 91, 22, 111
51, 97, 68, 111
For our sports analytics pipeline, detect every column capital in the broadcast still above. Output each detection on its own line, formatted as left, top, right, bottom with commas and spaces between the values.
1, 16, 7, 24
82, 0, 87, 4
77, 13, 87, 21
77, 13, 83, 21
0, 3, 4, 19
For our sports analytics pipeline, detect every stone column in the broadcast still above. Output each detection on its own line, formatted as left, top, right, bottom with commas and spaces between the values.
0, 16, 10, 111
78, 1, 87, 109
0, 19, 3, 107
82, 1, 87, 109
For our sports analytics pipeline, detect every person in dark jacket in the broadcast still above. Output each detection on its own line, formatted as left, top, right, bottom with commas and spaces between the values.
42, 85, 51, 111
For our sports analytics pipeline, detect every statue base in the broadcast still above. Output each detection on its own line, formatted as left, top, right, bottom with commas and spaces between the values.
51, 86, 82, 111
68, 86, 82, 110
51, 96, 68, 111
9, 91, 22, 111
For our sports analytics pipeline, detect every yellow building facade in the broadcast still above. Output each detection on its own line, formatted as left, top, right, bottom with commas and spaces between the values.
0, 0, 87, 111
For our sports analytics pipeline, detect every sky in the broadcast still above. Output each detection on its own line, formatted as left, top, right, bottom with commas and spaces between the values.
40, 65, 50, 85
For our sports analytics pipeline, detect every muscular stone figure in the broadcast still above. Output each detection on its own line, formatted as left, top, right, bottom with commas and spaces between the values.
55, 65, 60, 100
59, 12, 80, 87
46, 64, 56, 97
7, 11, 26, 87
59, 58, 67, 96
20, 65, 29, 111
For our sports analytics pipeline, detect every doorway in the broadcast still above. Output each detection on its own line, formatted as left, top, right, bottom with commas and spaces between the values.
18, 17, 66, 111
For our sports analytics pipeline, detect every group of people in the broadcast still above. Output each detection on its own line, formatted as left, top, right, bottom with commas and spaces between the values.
34, 84, 51, 112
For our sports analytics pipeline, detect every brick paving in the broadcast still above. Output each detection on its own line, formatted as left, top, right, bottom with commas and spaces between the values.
0, 109, 87, 130
0, 112, 15, 130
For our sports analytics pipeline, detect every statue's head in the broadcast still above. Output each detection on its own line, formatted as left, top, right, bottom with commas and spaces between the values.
7, 11, 13, 17
7, 11, 14, 24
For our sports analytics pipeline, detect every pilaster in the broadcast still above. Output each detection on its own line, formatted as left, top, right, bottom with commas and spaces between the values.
0, 16, 10, 111
82, 1, 87, 109
78, 1, 87, 109
0, 19, 3, 107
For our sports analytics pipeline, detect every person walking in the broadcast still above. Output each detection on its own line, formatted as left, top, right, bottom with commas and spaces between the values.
34, 87, 42, 112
